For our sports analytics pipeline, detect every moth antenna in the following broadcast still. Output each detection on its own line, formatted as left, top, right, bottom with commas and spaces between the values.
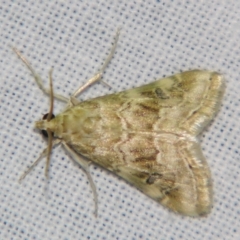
47, 68, 54, 121
45, 68, 54, 178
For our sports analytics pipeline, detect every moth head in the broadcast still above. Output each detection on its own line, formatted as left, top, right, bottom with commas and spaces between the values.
34, 112, 57, 139
40, 113, 56, 138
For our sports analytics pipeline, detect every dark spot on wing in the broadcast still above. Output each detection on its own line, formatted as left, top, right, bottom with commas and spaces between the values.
146, 173, 163, 184
188, 164, 193, 169
155, 88, 169, 99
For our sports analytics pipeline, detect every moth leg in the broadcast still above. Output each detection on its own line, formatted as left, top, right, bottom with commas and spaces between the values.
62, 142, 98, 217
13, 47, 69, 102
70, 28, 121, 102
19, 140, 61, 182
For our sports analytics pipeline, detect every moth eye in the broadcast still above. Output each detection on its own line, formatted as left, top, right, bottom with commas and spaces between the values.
42, 113, 55, 120
41, 113, 55, 138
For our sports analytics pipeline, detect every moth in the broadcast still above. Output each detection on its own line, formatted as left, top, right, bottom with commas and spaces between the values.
14, 29, 224, 217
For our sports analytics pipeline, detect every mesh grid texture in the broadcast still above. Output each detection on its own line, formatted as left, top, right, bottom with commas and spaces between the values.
0, 1, 239, 239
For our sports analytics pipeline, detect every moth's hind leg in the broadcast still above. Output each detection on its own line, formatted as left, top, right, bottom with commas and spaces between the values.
70, 28, 121, 105
13, 47, 69, 103
62, 142, 98, 217
18, 140, 61, 182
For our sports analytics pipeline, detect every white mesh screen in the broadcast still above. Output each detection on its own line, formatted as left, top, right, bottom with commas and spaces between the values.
0, 1, 239, 239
